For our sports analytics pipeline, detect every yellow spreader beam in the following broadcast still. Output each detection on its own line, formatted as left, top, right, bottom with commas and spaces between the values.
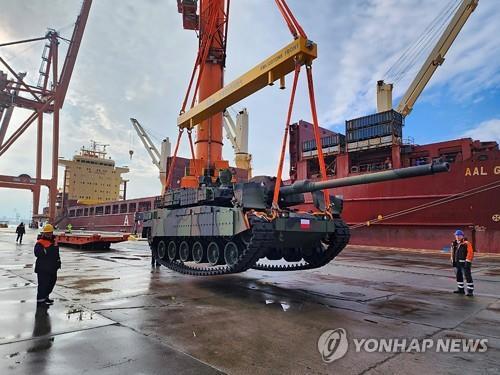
177, 36, 317, 129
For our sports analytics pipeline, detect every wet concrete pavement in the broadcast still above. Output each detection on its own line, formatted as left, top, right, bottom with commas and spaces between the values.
0, 228, 499, 374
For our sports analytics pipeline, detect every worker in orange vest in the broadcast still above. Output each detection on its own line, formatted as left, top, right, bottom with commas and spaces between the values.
451, 229, 474, 296
34, 224, 61, 306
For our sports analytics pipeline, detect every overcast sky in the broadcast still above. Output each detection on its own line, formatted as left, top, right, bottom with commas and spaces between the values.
0, 0, 499, 220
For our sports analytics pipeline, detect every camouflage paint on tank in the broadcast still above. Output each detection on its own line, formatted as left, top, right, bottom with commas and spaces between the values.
150, 206, 249, 238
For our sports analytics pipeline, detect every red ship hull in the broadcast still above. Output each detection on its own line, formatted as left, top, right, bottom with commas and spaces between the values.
59, 196, 156, 235
290, 120, 499, 253
331, 158, 499, 253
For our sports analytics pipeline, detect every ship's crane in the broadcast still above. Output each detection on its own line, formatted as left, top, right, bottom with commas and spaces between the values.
130, 118, 171, 192
222, 108, 252, 178
377, 0, 478, 116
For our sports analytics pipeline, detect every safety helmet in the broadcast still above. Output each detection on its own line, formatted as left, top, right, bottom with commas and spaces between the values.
42, 223, 54, 233
454, 229, 464, 236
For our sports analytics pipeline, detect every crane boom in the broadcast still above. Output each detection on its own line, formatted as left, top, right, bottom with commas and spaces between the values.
395, 0, 478, 116
130, 118, 161, 167
130, 117, 171, 192
222, 108, 252, 177
177, 36, 317, 129
222, 109, 248, 154
57, 0, 92, 108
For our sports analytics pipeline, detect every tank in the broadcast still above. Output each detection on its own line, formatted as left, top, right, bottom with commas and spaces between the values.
143, 162, 449, 276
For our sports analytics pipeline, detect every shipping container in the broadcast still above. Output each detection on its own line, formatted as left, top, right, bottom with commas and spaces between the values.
302, 133, 345, 152
346, 123, 402, 142
346, 110, 404, 130
346, 110, 403, 142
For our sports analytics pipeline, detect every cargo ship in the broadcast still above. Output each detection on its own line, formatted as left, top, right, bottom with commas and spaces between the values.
289, 113, 499, 253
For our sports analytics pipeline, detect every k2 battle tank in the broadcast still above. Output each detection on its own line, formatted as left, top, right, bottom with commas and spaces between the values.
143, 162, 449, 276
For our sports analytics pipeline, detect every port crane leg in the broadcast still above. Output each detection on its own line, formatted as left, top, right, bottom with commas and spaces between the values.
33, 112, 44, 219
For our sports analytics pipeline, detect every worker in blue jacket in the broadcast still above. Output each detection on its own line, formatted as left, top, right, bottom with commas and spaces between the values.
451, 229, 474, 296
34, 224, 61, 306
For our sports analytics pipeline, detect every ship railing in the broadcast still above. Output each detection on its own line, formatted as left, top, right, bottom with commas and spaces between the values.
402, 137, 415, 146
350, 162, 390, 174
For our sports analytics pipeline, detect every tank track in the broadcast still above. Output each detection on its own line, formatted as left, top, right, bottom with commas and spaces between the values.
252, 218, 350, 271
155, 216, 275, 276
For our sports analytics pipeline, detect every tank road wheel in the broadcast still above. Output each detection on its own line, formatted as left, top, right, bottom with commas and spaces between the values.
224, 241, 240, 267
167, 240, 178, 261
207, 241, 222, 266
179, 241, 191, 262
157, 240, 167, 260
192, 241, 205, 263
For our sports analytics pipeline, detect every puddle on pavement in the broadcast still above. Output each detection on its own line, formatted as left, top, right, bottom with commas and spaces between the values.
27, 338, 54, 353
80, 288, 113, 295
0, 264, 32, 270
484, 268, 500, 276
110, 256, 142, 260
340, 291, 366, 297
66, 307, 94, 321
9, 282, 32, 288
70, 277, 119, 289
265, 299, 296, 311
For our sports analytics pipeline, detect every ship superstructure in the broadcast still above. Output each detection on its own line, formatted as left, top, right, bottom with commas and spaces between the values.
59, 142, 129, 206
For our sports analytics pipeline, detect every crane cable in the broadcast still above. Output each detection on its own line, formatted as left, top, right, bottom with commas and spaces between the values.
393, 1, 461, 85
350, 180, 500, 230
384, 0, 457, 82
273, 63, 301, 208
384, 0, 461, 84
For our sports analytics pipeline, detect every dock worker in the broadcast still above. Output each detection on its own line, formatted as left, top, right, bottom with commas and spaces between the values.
384, 157, 392, 170
151, 246, 160, 268
451, 229, 474, 296
16, 222, 26, 244
34, 224, 61, 306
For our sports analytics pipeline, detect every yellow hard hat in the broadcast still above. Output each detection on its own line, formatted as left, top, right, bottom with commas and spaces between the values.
42, 223, 54, 233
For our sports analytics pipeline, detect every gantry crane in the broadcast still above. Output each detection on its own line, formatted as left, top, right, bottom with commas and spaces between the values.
130, 118, 171, 192
377, 0, 479, 116
0, 0, 92, 223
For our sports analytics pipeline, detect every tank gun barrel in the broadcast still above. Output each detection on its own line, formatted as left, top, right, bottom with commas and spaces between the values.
280, 162, 450, 196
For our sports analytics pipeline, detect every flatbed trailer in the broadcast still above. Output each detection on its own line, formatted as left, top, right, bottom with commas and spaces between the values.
55, 231, 130, 249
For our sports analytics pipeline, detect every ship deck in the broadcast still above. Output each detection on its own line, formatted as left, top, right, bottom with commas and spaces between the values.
1, 228, 499, 374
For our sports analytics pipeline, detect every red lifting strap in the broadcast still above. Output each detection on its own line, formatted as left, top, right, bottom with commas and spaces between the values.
306, 65, 330, 208
273, 64, 301, 207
